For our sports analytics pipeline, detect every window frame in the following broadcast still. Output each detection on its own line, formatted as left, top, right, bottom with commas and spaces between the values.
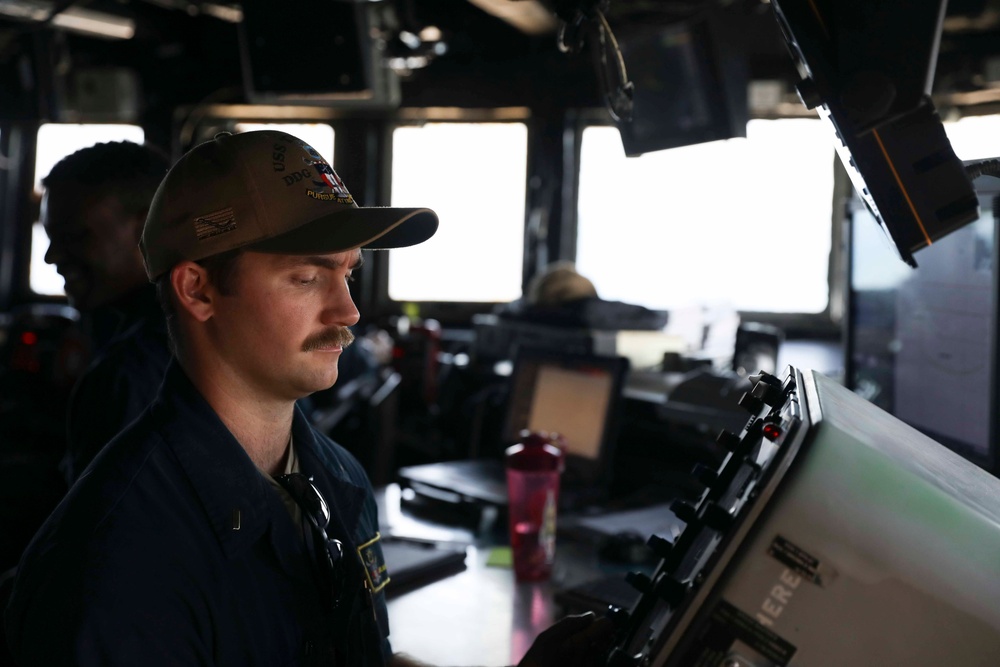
27, 122, 149, 300
369, 108, 536, 327
2, 121, 41, 311
9, 105, 851, 339
569, 110, 849, 338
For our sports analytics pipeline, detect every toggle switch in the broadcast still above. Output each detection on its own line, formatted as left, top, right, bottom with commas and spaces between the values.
717, 430, 741, 451
647, 534, 673, 559
670, 499, 698, 525
739, 392, 765, 415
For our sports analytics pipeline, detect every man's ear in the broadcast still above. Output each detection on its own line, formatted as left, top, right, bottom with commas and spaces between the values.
171, 261, 215, 323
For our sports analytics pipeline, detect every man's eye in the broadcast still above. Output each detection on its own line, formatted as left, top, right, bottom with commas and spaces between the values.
51, 230, 87, 245
346, 273, 356, 283
295, 275, 318, 285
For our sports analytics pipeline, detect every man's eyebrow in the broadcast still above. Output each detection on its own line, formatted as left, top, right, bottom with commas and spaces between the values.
294, 251, 365, 271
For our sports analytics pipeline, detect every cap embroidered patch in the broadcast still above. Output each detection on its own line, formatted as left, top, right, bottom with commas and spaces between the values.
303, 144, 353, 205
194, 208, 237, 240
357, 532, 390, 593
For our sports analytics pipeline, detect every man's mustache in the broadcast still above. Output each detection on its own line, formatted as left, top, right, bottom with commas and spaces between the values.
301, 327, 355, 352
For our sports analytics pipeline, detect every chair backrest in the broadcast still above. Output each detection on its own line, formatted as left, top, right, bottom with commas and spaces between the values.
366, 371, 401, 486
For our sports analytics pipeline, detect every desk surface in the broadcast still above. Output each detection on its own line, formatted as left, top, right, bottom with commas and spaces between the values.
387, 545, 556, 666
377, 485, 637, 666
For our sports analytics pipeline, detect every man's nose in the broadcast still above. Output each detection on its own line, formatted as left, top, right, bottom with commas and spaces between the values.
322, 281, 360, 328
43, 237, 63, 265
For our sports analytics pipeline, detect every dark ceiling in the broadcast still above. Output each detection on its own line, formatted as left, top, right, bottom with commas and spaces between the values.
1, 0, 1000, 129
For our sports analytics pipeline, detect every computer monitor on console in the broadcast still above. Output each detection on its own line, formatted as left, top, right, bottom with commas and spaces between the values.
502, 347, 630, 489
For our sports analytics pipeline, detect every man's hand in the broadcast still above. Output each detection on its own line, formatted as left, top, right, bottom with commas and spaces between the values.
517, 612, 615, 667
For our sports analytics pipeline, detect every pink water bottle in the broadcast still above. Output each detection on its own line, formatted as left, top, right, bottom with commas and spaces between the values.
505, 430, 563, 582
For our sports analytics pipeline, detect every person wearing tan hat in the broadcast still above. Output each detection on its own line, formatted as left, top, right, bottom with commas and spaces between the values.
5, 130, 611, 667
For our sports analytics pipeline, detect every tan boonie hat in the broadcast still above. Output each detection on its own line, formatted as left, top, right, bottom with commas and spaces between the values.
140, 130, 438, 279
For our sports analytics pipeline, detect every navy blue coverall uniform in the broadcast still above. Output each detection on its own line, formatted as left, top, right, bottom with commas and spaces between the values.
5, 361, 392, 666
63, 282, 172, 485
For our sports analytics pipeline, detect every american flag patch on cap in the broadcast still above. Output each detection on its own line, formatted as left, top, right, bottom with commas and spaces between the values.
194, 208, 237, 240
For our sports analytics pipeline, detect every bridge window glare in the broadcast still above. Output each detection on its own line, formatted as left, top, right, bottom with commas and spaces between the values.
30, 123, 146, 297
943, 114, 1000, 161
576, 120, 835, 314
389, 122, 526, 303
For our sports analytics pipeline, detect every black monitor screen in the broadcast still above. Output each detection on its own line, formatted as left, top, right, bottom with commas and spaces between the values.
615, 14, 747, 157
239, 1, 371, 98
846, 169, 999, 472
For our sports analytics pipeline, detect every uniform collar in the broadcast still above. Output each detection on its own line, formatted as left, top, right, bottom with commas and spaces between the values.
292, 413, 366, 546
152, 362, 367, 560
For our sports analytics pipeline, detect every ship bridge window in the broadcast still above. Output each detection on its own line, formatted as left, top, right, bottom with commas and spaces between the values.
30, 123, 145, 297
943, 114, 1000, 161
577, 119, 836, 315
389, 122, 527, 303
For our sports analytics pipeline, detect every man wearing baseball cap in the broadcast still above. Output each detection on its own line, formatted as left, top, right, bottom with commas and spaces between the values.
5, 130, 611, 666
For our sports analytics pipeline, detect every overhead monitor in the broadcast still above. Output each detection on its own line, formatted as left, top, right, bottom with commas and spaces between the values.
614, 11, 748, 157
237, 0, 399, 107
770, 0, 979, 266
845, 166, 1000, 475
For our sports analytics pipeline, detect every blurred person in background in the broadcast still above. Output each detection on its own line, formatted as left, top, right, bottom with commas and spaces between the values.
40, 141, 173, 484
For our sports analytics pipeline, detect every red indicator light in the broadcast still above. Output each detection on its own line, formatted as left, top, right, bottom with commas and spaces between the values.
20, 331, 38, 346
762, 423, 783, 441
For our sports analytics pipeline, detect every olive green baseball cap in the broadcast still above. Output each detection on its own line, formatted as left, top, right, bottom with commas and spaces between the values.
140, 130, 438, 280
